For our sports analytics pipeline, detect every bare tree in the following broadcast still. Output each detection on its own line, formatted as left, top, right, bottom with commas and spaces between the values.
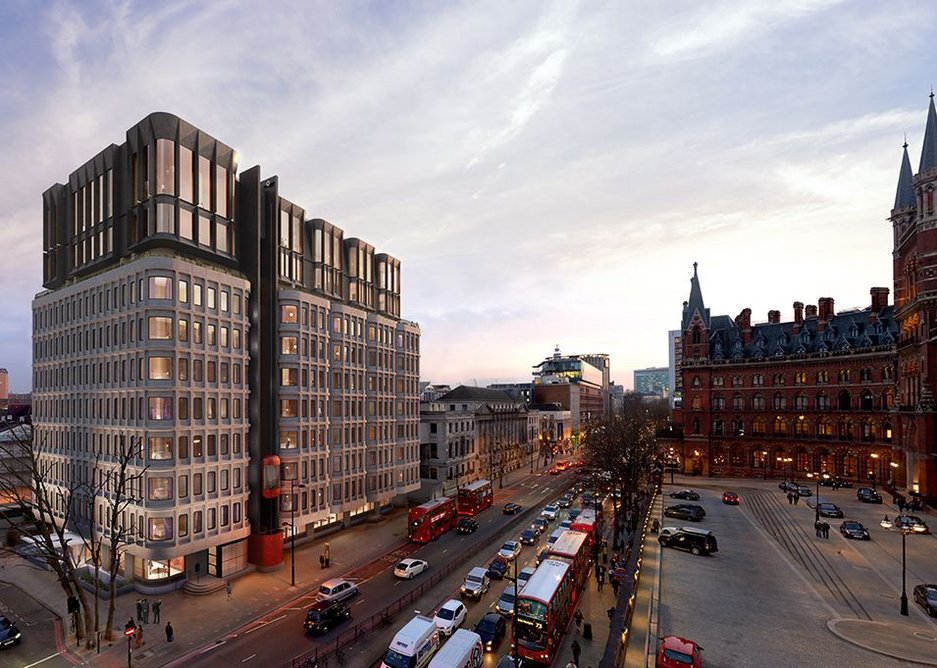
0, 423, 96, 647
72, 435, 146, 643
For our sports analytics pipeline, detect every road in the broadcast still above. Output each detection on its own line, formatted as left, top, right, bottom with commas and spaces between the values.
657, 479, 937, 667
185, 471, 581, 667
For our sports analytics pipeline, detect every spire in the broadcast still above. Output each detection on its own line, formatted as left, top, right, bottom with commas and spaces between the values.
681, 262, 710, 331
920, 91, 937, 173
894, 139, 915, 209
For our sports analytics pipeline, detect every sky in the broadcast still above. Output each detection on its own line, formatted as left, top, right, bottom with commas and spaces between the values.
0, 0, 935, 393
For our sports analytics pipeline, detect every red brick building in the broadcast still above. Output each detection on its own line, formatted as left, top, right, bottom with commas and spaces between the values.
672, 263, 898, 487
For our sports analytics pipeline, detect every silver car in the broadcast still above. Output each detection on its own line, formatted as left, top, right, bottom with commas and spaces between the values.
496, 585, 516, 616
317, 578, 359, 603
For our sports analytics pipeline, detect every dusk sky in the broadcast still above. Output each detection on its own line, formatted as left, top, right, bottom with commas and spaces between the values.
1, 0, 935, 393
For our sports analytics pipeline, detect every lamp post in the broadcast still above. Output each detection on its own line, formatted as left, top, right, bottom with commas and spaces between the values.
123, 619, 135, 668
286, 479, 306, 587
761, 451, 768, 480
880, 515, 910, 616
870, 453, 880, 491
806, 472, 830, 523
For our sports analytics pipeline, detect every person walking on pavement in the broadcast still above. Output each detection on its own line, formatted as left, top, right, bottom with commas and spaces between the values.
136, 599, 143, 622
571, 639, 582, 666
574, 609, 583, 632
821, 521, 830, 539
165, 622, 174, 643
152, 599, 161, 623
135, 625, 145, 648
142, 598, 150, 624
226, 581, 233, 600
597, 569, 604, 592
607, 606, 615, 625
794, 491, 800, 505
787, 492, 793, 505
815, 520, 822, 537
612, 576, 620, 598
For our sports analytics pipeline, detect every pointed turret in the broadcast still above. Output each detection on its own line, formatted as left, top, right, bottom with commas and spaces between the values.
895, 141, 915, 209
681, 262, 710, 331
920, 92, 937, 173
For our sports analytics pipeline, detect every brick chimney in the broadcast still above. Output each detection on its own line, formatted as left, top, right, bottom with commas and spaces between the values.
738, 308, 752, 344
768, 310, 781, 324
817, 297, 834, 333
805, 304, 818, 319
870, 287, 889, 312
792, 302, 804, 334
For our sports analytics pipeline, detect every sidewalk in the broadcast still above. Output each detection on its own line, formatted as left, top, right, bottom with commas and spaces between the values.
0, 461, 549, 667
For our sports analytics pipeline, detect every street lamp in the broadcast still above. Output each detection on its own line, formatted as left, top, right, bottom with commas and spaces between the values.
286, 479, 307, 587
880, 515, 910, 616
806, 472, 830, 523
761, 451, 768, 480
870, 453, 880, 491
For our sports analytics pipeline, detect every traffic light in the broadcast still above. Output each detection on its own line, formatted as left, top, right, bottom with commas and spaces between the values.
67, 596, 79, 614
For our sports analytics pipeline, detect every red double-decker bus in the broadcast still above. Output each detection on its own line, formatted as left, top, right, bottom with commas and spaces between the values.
569, 508, 603, 546
407, 497, 458, 543
548, 530, 591, 594
457, 479, 493, 516
515, 559, 575, 664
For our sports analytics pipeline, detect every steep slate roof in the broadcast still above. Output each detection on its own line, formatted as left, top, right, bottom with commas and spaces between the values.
681, 262, 710, 331
920, 93, 937, 173
706, 307, 897, 362
895, 142, 916, 209
438, 386, 516, 402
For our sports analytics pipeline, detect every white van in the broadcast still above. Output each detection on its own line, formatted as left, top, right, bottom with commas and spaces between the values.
428, 628, 484, 668
381, 614, 440, 668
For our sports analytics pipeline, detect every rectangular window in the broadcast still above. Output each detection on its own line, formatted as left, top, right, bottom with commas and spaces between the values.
198, 155, 211, 209
178, 513, 189, 537
193, 321, 202, 344
177, 319, 188, 342
220, 291, 229, 312
220, 327, 228, 348
179, 145, 193, 202
193, 360, 203, 382
281, 305, 298, 323
148, 397, 173, 420
148, 437, 173, 460
207, 287, 216, 309
281, 336, 298, 355
208, 508, 216, 530
148, 517, 173, 541
216, 166, 228, 217
193, 511, 203, 533
199, 213, 212, 247
148, 476, 173, 500
178, 436, 189, 459
156, 138, 175, 196
208, 471, 216, 493
148, 317, 173, 340
156, 202, 175, 234
193, 473, 203, 495
280, 400, 299, 417
280, 368, 298, 386
178, 279, 189, 303
193, 283, 203, 306
207, 361, 216, 383
216, 221, 228, 253
207, 324, 216, 346
232, 329, 241, 349
179, 207, 193, 240
148, 357, 172, 380
149, 276, 173, 300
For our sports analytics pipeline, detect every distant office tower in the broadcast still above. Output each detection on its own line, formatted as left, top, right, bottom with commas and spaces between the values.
633, 367, 668, 398
0, 369, 7, 411
532, 346, 609, 430
33, 113, 420, 587
668, 330, 682, 409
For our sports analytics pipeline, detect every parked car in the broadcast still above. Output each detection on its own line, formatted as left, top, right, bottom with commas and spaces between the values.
820, 476, 853, 489
304, 600, 350, 635
913, 584, 937, 617
796, 486, 812, 497
461, 567, 491, 599
721, 491, 740, 505
394, 558, 429, 579
659, 526, 685, 539
517, 566, 536, 588
502, 502, 522, 515
656, 635, 703, 668
474, 612, 506, 651
488, 556, 509, 580
816, 502, 844, 518
779, 481, 799, 492
499, 541, 522, 560
317, 578, 359, 603
663, 504, 705, 521
458, 517, 479, 534
0, 615, 21, 649
519, 528, 538, 546
433, 599, 467, 636
541, 505, 558, 521
658, 527, 718, 556
856, 487, 883, 503
531, 518, 548, 534
895, 514, 930, 534
839, 520, 870, 540
496, 585, 517, 616
669, 489, 700, 501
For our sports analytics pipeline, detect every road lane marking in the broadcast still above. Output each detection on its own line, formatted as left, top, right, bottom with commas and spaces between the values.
241, 654, 256, 662
243, 614, 287, 634
23, 654, 59, 668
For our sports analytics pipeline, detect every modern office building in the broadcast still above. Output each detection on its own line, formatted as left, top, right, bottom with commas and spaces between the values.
32, 112, 420, 588
633, 367, 669, 398
668, 330, 682, 409
531, 347, 609, 430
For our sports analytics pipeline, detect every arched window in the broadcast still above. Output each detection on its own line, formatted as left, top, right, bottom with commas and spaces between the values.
883, 420, 893, 443
816, 393, 830, 410
732, 394, 744, 410
731, 418, 745, 435
838, 419, 854, 440
817, 417, 833, 438
794, 416, 809, 436
692, 417, 700, 434
839, 369, 851, 383
862, 420, 877, 443
860, 390, 873, 411
773, 417, 787, 435
752, 393, 765, 410
859, 368, 873, 382
773, 393, 786, 410
838, 390, 851, 410
712, 395, 725, 410
752, 417, 766, 434
713, 419, 724, 435
794, 393, 808, 410
816, 370, 829, 384
692, 328, 701, 344
794, 372, 807, 384
692, 375, 701, 388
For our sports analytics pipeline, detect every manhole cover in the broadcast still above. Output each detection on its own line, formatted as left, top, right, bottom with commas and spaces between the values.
913, 632, 937, 642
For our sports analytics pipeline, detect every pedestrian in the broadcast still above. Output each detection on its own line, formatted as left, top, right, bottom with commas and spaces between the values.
787, 492, 793, 505
136, 599, 143, 622
597, 570, 605, 591
822, 522, 830, 539
897, 497, 905, 512
574, 609, 584, 632
165, 621, 174, 643
610, 556, 618, 571
794, 492, 800, 505
142, 598, 150, 624
135, 625, 145, 648
814, 520, 822, 537
607, 606, 615, 624
226, 581, 232, 600
320, 554, 325, 569
612, 577, 620, 597
571, 638, 582, 666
